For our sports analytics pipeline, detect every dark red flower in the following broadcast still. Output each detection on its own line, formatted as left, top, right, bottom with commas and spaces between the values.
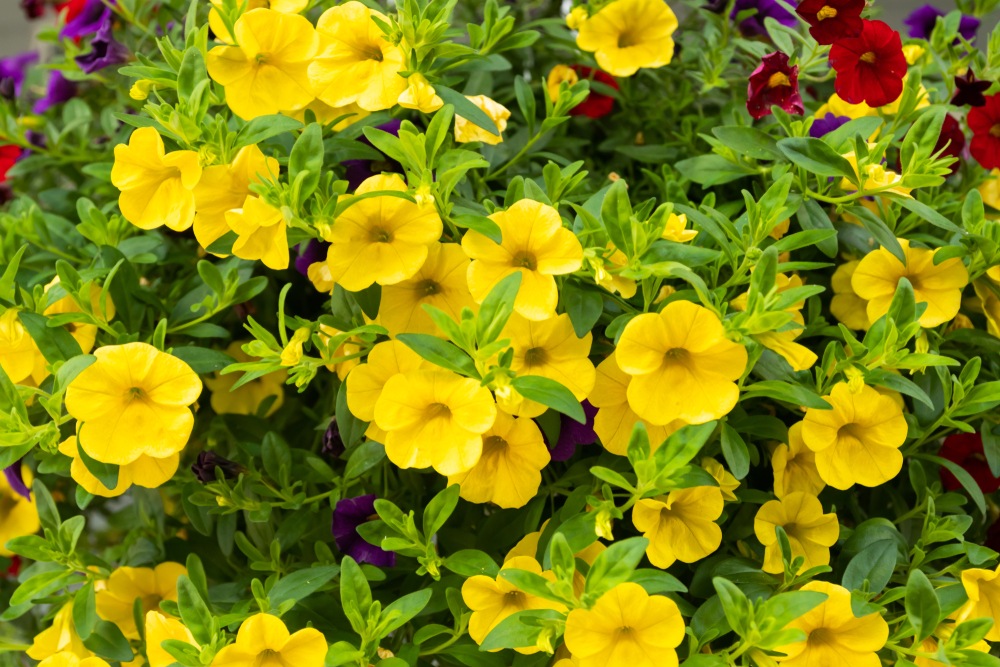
934, 114, 966, 174
969, 93, 1000, 170
939, 432, 1000, 494
953, 70, 991, 108
0, 145, 22, 183
569, 65, 619, 119
5, 555, 21, 578
20, 0, 44, 19
56, 0, 88, 23
829, 19, 907, 108
747, 52, 804, 120
796, 0, 864, 45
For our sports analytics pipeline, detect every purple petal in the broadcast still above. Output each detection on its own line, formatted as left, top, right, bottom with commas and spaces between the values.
61, 0, 112, 39
33, 71, 77, 114
75, 20, 129, 74
731, 0, 797, 37
0, 52, 39, 96
332, 494, 396, 567
3, 462, 31, 501
549, 402, 598, 462
809, 113, 850, 138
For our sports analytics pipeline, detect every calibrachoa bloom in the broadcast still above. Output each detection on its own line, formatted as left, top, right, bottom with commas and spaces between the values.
191, 450, 243, 484
573, 0, 678, 77
953, 69, 991, 107
632, 486, 724, 568
703, 457, 740, 501
589, 355, 680, 455
546, 64, 619, 119
772, 422, 826, 498
564, 582, 685, 667
58, 435, 178, 498
225, 195, 290, 270
208, 0, 309, 44
145, 611, 199, 667
796, 0, 864, 45
193, 144, 278, 251
454, 95, 511, 145
904, 5, 979, 42
938, 433, 1000, 494
810, 112, 850, 138
95, 562, 186, 638
75, 19, 129, 74
206, 8, 318, 120
0, 463, 38, 557
463, 199, 583, 321
731, 0, 796, 37
111, 127, 202, 231
969, 94, 1000, 170
801, 382, 908, 489
829, 20, 908, 108
211, 613, 327, 667
27, 603, 91, 662
616, 300, 747, 425
332, 494, 396, 567
549, 401, 598, 461
0, 309, 45, 385
755, 491, 839, 573
65, 342, 202, 465
378, 242, 475, 337
747, 52, 803, 120
852, 238, 969, 328
397, 73, 444, 113
775, 581, 889, 666
830, 259, 870, 329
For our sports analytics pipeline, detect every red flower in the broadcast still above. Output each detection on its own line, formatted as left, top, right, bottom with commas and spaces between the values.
968, 93, 1000, 170
747, 52, 803, 120
829, 19, 907, 108
56, 0, 88, 23
570, 65, 619, 120
938, 432, 1000, 494
934, 114, 966, 174
0, 145, 22, 183
4, 555, 20, 578
796, 0, 864, 45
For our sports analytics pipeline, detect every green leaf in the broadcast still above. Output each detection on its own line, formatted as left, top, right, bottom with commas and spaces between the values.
982, 423, 1000, 478
654, 422, 717, 472
436, 86, 498, 134
561, 282, 603, 339
628, 569, 687, 594
742, 381, 831, 410
73, 582, 97, 640
842, 540, 898, 594
905, 569, 940, 641
54, 355, 96, 394
584, 537, 649, 599
511, 375, 585, 423
453, 213, 502, 244
917, 454, 987, 516
19, 311, 83, 364
601, 179, 634, 255
777, 137, 856, 179
0, 245, 28, 301
422, 484, 460, 538
169, 346, 233, 374
397, 333, 477, 377
720, 424, 750, 479
843, 204, 905, 264
479, 609, 564, 651
269, 565, 340, 608
795, 199, 838, 258
713, 577, 752, 637
83, 620, 133, 662
711, 126, 781, 160
443, 549, 500, 578
378, 589, 432, 636
288, 123, 324, 202
234, 115, 303, 149
176, 575, 214, 646
476, 272, 522, 344
75, 433, 120, 492
890, 195, 964, 235
339, 557, 372, 633
344, 440, 386, 479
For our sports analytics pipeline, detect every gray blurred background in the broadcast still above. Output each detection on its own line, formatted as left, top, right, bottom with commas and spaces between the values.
0, 0, 988, 56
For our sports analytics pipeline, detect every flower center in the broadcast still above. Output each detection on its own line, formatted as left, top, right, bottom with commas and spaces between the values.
837, 422, 866, 443
254, 52, 268, 65
417, 279, 441, 297
663, 347, 690, 363
807, 627, 834, 647
512, 252, 538, 270
991, 123, 1000, 138
503, 589, 526, 608
140, 593, 163, 615
427, 402, 451, 419
860, 51, 877, 64
369, 226, 393, 243
127, 387, 146, 402
524, 347, 548, 367
768, 71, 791, 88
483, 435, 509, 455
816, 5, 837, 20
253, 649, 284, 667
617, 30, 641, 48
360, 43, 384, 63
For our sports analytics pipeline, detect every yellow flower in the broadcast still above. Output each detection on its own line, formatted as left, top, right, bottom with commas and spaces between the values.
346, 339, 423, 419
448, 411, 550, 508
632, 486, 723, 568
378, 242, 475, 337
43, 280, 115, 355
732, 273, 816, 372
754, 492, 839, 574
206, 8, 318, 120
59, 436, 178, 498
307, 260, 335, 293
974, 280, 1000, 338
564, 582, 685, 667
817, 92, 879, 120
800, 383, 908, 490
830, 260, 870, 330
318, 324, 364, 380
325, 174, 443, 291
208, 0, 308, 45
111, 127, 202, 231
589, 355, 680, 455
616, 300, 747, 425
914, 623, 991, 667
461, 556, 564, 654
661, 212, 697, 243
225, 195, 289, 270
128, 79, 153, 100
902, 44, 926, 65
309, 1, 407, 112
38, 654, 110, 667
373, 369, 497, 475
979, 169, 1000, 211
0, 308, 46, 385
594, 245, 637, 298
957, 564, 1000, 641
96, 562, 187, 639
546, 64, 579, 103
702, 457, 739, 501
463, 199, 583, 321
454, 95, 511, 145
841, 150, 911, 197
852, 238, 969, 328
65, 342, 203, 466
211, 613, 327, 667
497, 313, 595, 417
0, 463, 39, 557
775, 581, 888, 667
772, 422, 825, 498
566, 6, 588, 30
145, 611, 198, 667
28, 603, 92, 662
575, 0, 678, 77
193, 144, 278, 251
398, 73, 443, 113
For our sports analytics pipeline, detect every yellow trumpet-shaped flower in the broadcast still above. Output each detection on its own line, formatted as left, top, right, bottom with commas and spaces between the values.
225, 195, 290, 270
702, 457, 739, 501
772, 422, 825, 498
43, 280, 115, 355
206, 8, 318, 120
956, 564, 1000, 641
208, 0, 308, 45
454, 95, 511, 145
575, 0, 678, 78
308, 1, 407, 112
145, 611, 199, 667
589, 355, 681, 455
111, 127, 202, 232
378, 242, 475, 337
463, 199, 583, 321
58, 436, 178, 498
830, 260, 871, 330
65, 342, 203, 466
0, 463, 39, 557
193, 144, 278, 251
96, 562, 187, 639
211, 613, 327, 667
616, 300, 748, 425
754, 492, 839, 574
27, 603, 92, 662
0, 308, 46, 386
661, 212, 697, 243
397, 73, 444, 113
632, 486, 724, 568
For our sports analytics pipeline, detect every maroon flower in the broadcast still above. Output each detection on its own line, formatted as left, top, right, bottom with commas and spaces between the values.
332, 494, 395, 567
5, 555, 21, 578
321, 420, 345, 459
569, 65, 618, 119
968, 93, 1000, 170
953, 70, 991, 108
747, 52, 804, 120
796, 0, 864, 45
933, 114, 966, 174
829, 19, 907, 108
191, 451, 244, 484
938, 432, 1000, 494
547, 401, 598, 461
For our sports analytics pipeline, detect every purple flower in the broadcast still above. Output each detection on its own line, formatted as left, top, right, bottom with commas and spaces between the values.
332, 494, 396, 567
731, 0, 797, 37
547, 402, 598, 462
191, 451, 243, 484
321, 420, 345, 459
33, 71, 77, 114
62, 0, 111, 40
75, 20, 129, 75
3, 462, 31, 501
343, 119, 403, 190
904, 5, 979, 42
0, 52, 39, 97
294, 239, 329, 277
809, 113, 850, 138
